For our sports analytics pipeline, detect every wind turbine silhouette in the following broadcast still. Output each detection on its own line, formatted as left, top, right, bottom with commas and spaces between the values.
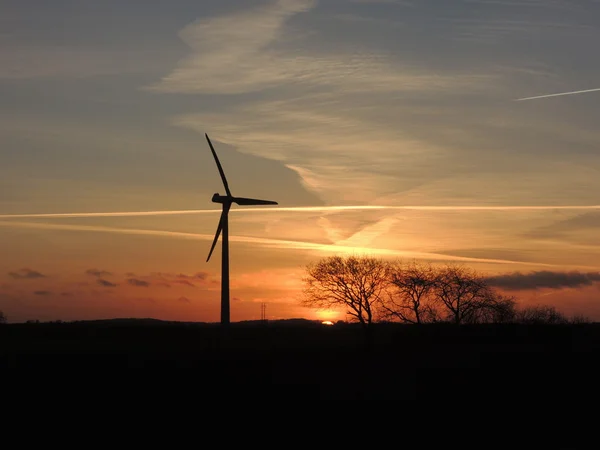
205, 133, 278, 326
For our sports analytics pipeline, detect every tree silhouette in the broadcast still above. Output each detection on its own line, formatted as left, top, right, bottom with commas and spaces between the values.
382, 260, 439, 324
433, 264, 497, 325
301, 257, 580, 327
302, 255, 389, 330
516, 305, 568, 325
0, 310, 6, 325
468, 293, 517, 324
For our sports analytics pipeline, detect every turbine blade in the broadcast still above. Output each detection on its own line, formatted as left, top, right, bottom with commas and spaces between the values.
206, 210, 225, 262
233, 197, 278, 206
205, 133, 232, 197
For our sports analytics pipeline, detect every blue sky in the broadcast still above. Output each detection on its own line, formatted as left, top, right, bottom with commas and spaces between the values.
1, 0, 600, 322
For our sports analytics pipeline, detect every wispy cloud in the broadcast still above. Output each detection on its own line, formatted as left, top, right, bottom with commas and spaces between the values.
8, 268, 46, 279
127, 278, 150, 288
138, 272, 215, 289
86, 269, 112, 277
170, 87, 599, 204
33, 290, 52, 296
13, 0, 594, 213
148, 0, 492, 98
147, 0, 317, 94
97, 279, 117, 288
146, 1, 599, 209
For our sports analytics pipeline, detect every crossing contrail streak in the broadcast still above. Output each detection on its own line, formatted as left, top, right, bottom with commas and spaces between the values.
0, 220, 561, 267
2, 204, 600, 219
516, 87, 600, 101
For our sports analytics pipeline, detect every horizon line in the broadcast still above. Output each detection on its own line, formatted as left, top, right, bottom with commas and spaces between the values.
2, 204, 600, 219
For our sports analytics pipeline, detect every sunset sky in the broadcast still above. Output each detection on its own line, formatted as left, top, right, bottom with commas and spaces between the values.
2, 0, 600, 324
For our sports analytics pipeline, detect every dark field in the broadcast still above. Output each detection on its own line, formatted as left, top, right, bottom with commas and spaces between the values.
2, 319, 599, 400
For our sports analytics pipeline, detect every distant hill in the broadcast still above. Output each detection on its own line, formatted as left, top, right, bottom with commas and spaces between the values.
25, 317, 326, 328
237, 318, 322, 327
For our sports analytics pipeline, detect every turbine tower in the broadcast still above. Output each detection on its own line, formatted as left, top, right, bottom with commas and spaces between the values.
205, 133, 278, 326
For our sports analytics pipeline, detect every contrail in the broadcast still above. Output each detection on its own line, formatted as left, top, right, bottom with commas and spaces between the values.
516, 87, 600, 101
2, 204, 600, 219
0, 220, 562, 267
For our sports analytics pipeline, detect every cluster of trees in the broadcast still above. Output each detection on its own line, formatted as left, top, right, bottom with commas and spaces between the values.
302, 256, 585, 328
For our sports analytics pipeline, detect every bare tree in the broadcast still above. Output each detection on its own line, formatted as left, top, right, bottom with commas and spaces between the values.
302, 255, 390, 329
0, 310, 6, 325
382, 260, 439, 324
433, 264, 495, 324
516, 305, 569, 325
466, 293, 517, 324
381, 262, 519, 325
571, 313, 592, 325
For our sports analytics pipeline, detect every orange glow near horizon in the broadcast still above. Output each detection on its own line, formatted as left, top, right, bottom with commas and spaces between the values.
315, 309, 342, 322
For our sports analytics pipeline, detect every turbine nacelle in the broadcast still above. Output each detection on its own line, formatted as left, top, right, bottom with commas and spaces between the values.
212, 193, 230, 204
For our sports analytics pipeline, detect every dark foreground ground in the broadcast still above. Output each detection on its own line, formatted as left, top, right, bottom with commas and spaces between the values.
2, 319, 599, 400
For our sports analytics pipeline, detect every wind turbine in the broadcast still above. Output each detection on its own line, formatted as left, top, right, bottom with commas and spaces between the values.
205, 133, 278, 326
